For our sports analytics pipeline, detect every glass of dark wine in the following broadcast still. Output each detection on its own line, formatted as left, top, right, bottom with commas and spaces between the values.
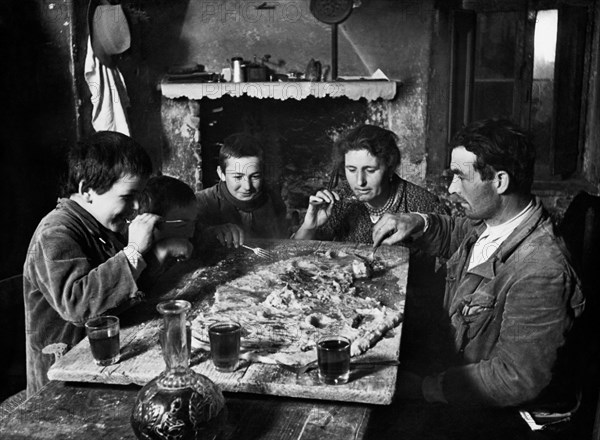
317, 335, 350, 385
85, 315, 120, 366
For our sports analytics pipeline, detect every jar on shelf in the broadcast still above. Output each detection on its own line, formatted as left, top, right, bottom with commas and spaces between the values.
231, 57, 244, 83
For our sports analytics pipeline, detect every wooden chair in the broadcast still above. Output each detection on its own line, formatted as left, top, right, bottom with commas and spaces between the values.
559, 191, 600, 439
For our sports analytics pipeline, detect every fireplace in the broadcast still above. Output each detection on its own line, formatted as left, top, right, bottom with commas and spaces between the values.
159, 80, 399, 222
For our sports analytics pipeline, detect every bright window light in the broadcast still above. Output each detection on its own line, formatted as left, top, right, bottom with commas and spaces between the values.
534, 10, 558, 79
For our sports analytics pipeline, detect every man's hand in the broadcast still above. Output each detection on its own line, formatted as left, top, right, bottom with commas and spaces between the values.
205, 223, 245, 248
372, 213, 425, 248
127, 213, 162, 254
152, 238, 193, 265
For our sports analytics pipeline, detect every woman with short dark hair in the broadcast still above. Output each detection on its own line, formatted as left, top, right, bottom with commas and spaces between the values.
294, 124, 447, 243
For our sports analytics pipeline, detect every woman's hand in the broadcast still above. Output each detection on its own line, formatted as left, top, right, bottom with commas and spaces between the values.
305, 189, 340, 227
294, 190, 340, 240
127, 213, 162, 254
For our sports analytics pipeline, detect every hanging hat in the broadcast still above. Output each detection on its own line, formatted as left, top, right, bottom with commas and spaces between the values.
87, 0, 131, 68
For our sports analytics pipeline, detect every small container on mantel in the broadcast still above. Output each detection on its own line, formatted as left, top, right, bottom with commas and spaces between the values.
245, 64, 268, 81
231, 57, 244, 83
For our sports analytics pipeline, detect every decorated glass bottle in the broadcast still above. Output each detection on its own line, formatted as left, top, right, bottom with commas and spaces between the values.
131, 300, 226, 440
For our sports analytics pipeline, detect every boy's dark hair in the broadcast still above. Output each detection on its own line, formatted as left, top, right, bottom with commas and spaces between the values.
450, 119, 536, 194
63, 131, 153, 196
218, 133, 264, 172
138, 175, 197, 216
333, 125, 401, 178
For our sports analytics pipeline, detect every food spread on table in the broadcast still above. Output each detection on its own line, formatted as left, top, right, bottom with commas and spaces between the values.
191, 248, 404, 367
48, 241, 408, 404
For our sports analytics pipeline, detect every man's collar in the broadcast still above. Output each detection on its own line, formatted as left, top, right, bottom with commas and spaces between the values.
482, 199, 535, 239
467, 198, 546, 278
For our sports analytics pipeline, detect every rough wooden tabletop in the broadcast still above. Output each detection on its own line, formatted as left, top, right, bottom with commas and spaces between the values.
48, 240, 409, 405
0, 381, 371, 440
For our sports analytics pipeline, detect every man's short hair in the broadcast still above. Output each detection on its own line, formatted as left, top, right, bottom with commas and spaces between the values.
218, 133, 264, 172
450, 119, 536, 194
63, 131, 153, 196
333, 124, 400, 177
138, 175, 197, 217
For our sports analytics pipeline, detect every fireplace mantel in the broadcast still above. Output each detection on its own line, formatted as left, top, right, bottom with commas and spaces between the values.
160, 80, 398, 101
160, 79, 399, 194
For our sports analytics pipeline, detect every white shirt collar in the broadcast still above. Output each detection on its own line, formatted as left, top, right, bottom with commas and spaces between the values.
482, 200, 534, 240
468, 200, 534, 270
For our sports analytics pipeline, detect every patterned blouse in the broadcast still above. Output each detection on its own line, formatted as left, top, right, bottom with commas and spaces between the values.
316, 177, 448, 244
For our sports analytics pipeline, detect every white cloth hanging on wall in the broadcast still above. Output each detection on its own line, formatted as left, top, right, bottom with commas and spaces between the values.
84, 36, 130, 135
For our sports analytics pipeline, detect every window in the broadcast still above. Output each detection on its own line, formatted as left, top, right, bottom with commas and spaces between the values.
449, 2, 593, 181
531, 9, 557, 178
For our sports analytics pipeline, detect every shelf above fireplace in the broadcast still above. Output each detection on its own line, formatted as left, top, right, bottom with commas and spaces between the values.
160, 80, 398, 101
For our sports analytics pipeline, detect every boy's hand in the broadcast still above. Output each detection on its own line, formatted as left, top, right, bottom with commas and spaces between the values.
152, 238, 194, 265
127, 213, 162, 254
205, 223, 245, 248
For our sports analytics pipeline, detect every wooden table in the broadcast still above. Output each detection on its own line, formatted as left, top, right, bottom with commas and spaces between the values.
0, 239, 545, 439
48, 240, 409, 405
0, 381, 371, 440
1, 240, 410, 439
0, 381, 551, 440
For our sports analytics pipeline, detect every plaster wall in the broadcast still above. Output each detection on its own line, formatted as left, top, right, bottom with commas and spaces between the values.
122, 0, 437, 188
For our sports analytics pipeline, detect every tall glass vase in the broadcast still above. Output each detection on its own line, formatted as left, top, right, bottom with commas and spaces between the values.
131, 300, 226, 440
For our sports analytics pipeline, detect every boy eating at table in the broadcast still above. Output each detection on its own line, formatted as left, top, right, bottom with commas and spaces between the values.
137, 175, 199, 275
23, 131, 181, 397
196, 133, 288, 248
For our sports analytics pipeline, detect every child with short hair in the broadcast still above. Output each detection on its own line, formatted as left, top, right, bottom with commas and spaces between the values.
197, 133, 288, 247
138, 175, 199, 267
23, 131, 161, 396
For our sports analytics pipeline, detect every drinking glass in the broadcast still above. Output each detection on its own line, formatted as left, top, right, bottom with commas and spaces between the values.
317, 335, 350, 385
85, 315, 120, 366
208, 321, 241, 372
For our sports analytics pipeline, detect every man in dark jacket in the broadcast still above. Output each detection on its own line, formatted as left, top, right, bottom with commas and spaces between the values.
373, 119, 584, 408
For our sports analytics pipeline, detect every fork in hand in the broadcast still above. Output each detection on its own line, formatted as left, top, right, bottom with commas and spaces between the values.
241, 244, 274, 260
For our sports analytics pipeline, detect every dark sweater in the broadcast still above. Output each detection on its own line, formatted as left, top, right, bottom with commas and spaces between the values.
196, 183, 288, 239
